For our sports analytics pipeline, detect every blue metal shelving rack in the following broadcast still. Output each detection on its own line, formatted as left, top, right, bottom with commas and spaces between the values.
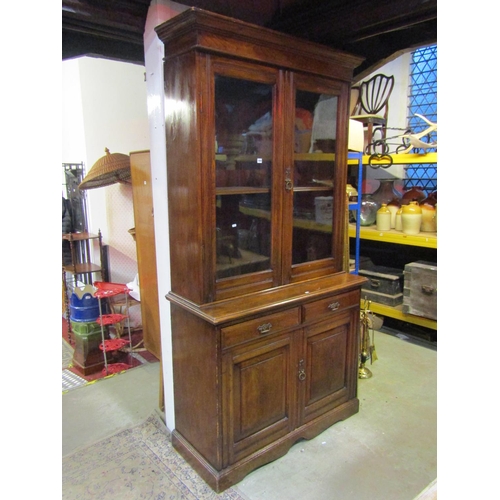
348, 151, 363, 275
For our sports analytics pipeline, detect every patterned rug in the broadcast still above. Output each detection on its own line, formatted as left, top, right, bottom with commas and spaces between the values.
62, 412, 248, 500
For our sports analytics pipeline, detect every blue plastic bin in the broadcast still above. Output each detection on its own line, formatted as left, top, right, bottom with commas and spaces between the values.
70, 292, 100, 322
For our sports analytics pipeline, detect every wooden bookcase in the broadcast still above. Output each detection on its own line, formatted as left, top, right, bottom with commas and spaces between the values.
155, 8, 367, 491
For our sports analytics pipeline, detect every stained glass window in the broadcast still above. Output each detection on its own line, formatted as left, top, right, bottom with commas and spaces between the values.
405, 45, 437, 194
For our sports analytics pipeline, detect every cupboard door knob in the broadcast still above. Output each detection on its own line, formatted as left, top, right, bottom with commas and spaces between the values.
257, 322, 272, 334
328, 301, 340, 311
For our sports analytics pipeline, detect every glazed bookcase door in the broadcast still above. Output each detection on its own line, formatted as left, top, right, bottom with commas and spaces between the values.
212, 59, 284, 300
282, 74, 348, 283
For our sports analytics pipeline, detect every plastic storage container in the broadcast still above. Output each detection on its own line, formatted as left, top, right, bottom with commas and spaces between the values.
69, 292, 100, 322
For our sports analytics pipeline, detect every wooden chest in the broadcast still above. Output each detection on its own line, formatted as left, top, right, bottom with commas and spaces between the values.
402, 261, 437, 320
358, 266, 404, 306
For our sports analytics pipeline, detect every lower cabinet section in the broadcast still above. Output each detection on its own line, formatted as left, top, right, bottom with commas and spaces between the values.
167, 274, 365, 492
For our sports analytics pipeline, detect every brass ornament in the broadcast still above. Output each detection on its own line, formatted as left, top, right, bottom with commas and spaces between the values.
359, 298, 378, 379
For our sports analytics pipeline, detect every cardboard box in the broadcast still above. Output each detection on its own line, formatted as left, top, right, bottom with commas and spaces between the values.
314, 196, 333, 224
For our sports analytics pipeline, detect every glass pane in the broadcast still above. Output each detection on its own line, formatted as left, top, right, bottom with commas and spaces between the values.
292, 90, 337, 265
215, 75, 273, 280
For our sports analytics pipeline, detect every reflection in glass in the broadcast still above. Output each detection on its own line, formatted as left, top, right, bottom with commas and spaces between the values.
292, 90, 338, 266
215, 75, 273, 280
216, 193, 271, 280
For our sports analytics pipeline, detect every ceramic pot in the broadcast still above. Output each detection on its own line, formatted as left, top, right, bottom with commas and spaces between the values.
395, 207, 403, 231
371, 179, 402, 206
401, 186, 426, 205
420, 195, 437, 232
358, 194, 378, 226
387, 198, 400, 229
401, 201, 422, 235
376, 204, 391, 231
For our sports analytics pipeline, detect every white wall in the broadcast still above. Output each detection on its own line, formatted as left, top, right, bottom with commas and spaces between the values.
143, 0, 188, 431
356, 53, 412, 180
62, 57, 150, 326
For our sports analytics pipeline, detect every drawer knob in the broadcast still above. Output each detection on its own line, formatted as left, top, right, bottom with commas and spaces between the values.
370, 279, 380, 288
328, 301, 340, 311
257, 322, 273, 334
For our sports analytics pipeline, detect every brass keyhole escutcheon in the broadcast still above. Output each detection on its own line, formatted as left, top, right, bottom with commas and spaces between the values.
285, 167, 293, 191
298, 359, 306, 381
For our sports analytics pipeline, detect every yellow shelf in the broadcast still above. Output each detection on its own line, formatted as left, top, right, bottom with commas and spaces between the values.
240, 205, 333, 233
217, 152, 436, 165
347, 152, 437, 166
366, 301, 437, 330
349, 224, 437, 248
294, 153, 335, 161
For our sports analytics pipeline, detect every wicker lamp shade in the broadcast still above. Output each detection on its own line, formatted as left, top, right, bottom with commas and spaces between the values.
79, 148, 131, 190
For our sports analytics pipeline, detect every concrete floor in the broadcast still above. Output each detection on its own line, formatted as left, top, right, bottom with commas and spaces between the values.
62, 330, 437, 499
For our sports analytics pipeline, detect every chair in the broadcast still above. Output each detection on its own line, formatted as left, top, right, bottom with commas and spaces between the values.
351, 73, 394, 153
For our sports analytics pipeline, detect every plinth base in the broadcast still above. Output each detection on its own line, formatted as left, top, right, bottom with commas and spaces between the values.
72, 327, 105, 375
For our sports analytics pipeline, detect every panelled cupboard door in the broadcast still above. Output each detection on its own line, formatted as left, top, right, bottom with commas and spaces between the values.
299, 311, 357, 424
222, 332, 297, 466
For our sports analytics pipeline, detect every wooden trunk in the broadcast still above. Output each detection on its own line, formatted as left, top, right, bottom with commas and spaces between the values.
402, 261, 437, 320
359, 266, 404, 306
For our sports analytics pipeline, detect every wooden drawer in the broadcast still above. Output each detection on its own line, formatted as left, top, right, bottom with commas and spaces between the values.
221, 308, 300, 349
302, 290, 358, 322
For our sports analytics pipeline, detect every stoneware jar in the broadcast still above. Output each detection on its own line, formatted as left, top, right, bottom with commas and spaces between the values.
376, 203, 391, 231
420, 195, 437, 232
401, 186, 426, 205
395, 207, 403, 231
387, 198, 400, 229
401, 201, 422, 235
371, 179, 402, 206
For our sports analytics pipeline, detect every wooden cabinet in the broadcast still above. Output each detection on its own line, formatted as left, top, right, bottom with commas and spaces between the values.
129, 150, 162, 361
155, 8, 366, 492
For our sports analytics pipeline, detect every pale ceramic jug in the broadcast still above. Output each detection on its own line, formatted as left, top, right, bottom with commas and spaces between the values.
401, 201, 422, 235
420, 195, 437, 232
376, 203, 391, 231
